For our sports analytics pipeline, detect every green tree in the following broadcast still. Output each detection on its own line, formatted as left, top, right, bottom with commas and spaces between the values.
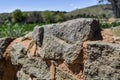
55, 13, 66, 22
26, 11, 43, 23
42, 11, 55, 24
12, 9, 26, 23
99, 0, 120, 18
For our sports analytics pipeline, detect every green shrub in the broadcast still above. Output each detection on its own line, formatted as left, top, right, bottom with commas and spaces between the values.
100, 23, 112, 28
111, 22, 120, 27
100, 22, 120, 29
0, 23, 36, 38
0, 23, 25, 38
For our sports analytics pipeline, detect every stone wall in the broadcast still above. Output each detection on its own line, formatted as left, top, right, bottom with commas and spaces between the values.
0, 18, 119, 80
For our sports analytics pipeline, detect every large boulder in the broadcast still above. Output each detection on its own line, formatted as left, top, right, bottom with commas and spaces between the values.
33, 18, 102, 64
9, 18, 104, 80
84, 41, 120, 80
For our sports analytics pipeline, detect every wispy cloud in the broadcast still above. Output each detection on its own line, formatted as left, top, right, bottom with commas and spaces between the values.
70, 4, 74, 7
69, 3, 81, 9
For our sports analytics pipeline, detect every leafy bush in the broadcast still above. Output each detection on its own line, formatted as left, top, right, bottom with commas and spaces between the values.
100, 23, 112, 28
111, 22, 120, 27
12, 9, 27, 23
100, 22, 120, 29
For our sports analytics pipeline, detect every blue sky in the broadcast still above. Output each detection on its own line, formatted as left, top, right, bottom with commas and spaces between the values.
0, 0, 98, 13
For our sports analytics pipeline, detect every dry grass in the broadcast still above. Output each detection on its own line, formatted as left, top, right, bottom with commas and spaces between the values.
112, 26, 120, 37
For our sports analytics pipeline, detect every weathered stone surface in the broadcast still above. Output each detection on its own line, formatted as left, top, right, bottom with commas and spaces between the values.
84, 41, 120, 80
22, 57, 50, 80
37, 18, 102, 64
32, 26, 44, 47
17, 69, 30, 80
10, 43, 27, 65
0, 38, 14, 54
10, 43, 50, 80
17, 69, 38, 80
63, 42, 83, 64
1, 18, 105, 80
56, 68, 78, 80
0, 38, 16, 80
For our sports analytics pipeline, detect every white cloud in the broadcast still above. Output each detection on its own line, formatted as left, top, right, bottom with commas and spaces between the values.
69, 3, 81, 9
70, 4, 74, 7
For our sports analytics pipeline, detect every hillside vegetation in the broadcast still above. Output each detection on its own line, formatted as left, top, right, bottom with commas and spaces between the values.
0, 10, 67, 24
65, 4, 113, 19
1, 4, 120, 38
0, 4, 113, 24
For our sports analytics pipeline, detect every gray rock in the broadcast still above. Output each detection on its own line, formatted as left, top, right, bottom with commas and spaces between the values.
0, 38, 14, 80
10, 43, 27, 65
32, 26, 44, 47
10, 43, 50, 80
0, 38, 14, 55
22, 57, 50, 80
84, 41, 120, 80
37, 18, 102, 64
56, 68, 78, 80
63, 41, 83, 64
17, 70, 30, 80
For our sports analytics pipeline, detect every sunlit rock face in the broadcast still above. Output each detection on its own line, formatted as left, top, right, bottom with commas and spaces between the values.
85, 41, 120, 80
37, 18, 101, 64
11, 18, 101, 80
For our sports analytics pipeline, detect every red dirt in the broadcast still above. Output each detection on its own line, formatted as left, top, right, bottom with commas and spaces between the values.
101, 29, 114, 43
